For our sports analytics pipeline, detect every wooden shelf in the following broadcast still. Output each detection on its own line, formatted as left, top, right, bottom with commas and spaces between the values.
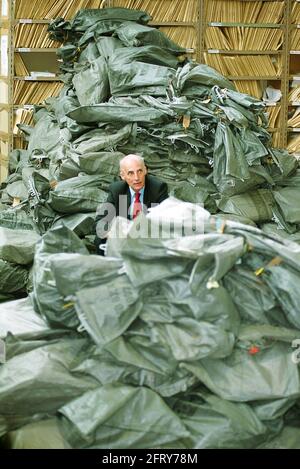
13, 19, 197, 26
265, 102, 281, 106
13, 104, 40, 109
14, 48, 58, 53
206, 49, 282, 55
151, 21, 197, 27
14, 76, 61, 81
228, 76, 282, 80
231, 0, 285, 2
13, 134, 27, 139
0, 131, 9, 141
207, 22, 283, 28
15, 19, 52, 24
2, 0, 299, 159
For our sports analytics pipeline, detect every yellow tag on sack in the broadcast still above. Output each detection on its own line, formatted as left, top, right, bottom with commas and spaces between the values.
183, 114, 191, 129
12, 197, 21, 207
49, 180, 58, 189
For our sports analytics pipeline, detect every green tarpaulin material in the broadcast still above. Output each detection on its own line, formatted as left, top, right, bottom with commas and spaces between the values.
31, 225, 89, 329
217, 189, 275, 223
48, 175, 108, 214
108, 46, 178, 96
0, 208, 36, 231
171, 389, 281, 449
2, 200, 298, 447
0, 336, 98, 437
67, 103, 171, 124
70, 8, 151, 31
0, 259, 28, 294
115, 21, 186, 53
0, 227, 40, 265
58, 385, 190, 449
273, 187, 300, 224
2, 418, 69, 449
52, 212, 96, 237
0, 297, 70, 343
72, 56, 110, 106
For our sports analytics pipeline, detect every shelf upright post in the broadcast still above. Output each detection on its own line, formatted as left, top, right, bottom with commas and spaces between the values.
7, 0, 14, 174
197, 0, 205, 63
280, 0, 292, 148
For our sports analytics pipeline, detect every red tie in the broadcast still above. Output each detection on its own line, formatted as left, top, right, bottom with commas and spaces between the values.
133, 192, 142, 219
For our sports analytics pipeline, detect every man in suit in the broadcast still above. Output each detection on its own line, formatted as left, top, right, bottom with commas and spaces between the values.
95, 154, 168, 254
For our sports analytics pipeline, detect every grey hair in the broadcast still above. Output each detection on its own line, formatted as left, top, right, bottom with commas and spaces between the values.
119, 154, 145, 171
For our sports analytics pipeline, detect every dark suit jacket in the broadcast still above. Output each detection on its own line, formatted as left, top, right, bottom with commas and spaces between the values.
94, 174, 168, 253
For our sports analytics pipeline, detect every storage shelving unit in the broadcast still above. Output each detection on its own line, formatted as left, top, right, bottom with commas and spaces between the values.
0, 0, 109, 177
108, 0, 300, 150
202, 0, 290, 149
0, 0, 10, 181
287, 0, 300, 154
112, 0, 201, 58
2, 0, 300, 180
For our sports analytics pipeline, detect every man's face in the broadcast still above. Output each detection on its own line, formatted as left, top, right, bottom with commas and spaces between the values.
120, 159, 147, 192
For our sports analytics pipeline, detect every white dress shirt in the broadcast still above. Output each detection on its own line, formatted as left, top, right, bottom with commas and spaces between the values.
129, 187, 145, 219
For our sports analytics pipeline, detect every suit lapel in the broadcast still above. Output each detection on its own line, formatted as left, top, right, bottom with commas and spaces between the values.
126, 188, 131, 219
124, 176, 151, 218
143, 176, 151, 208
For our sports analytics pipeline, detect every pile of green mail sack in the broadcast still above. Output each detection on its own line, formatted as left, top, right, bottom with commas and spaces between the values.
0, 8, 299, 449
0, 6, 299, 252
0, 199, 300, 448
